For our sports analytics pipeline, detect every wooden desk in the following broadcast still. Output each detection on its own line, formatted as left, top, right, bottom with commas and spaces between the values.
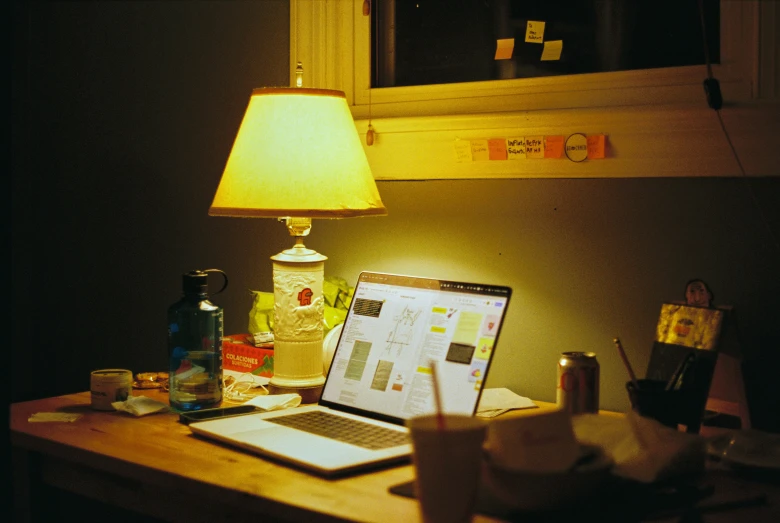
10, 391, 779, 522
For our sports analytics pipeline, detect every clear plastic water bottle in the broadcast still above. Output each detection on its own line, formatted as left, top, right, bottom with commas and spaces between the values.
168, 269, 228, 411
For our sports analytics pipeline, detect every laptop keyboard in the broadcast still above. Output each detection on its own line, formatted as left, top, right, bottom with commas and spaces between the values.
266, 410, 409, 450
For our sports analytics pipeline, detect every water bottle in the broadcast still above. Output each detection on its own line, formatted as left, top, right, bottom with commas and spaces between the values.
167, 269, 228, 411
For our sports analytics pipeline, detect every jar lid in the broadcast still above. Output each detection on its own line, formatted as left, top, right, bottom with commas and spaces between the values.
91, 369, 132, 382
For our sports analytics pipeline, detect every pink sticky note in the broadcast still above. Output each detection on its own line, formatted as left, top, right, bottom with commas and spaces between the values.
544, 136, 564, 158
587, 134, 605, 159
488, 139, 508, 160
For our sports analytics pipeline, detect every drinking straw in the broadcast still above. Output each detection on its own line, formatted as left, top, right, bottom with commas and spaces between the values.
430, 360, 446, 430
613, 337, 640, 390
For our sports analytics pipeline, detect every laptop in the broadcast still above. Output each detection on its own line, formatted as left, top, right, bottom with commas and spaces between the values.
189, 271, 512, 476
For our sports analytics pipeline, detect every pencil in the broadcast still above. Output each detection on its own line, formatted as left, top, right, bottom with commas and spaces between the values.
613, 337, 640, 389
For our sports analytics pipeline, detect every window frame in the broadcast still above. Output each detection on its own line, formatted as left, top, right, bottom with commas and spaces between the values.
290, 1, 772, 180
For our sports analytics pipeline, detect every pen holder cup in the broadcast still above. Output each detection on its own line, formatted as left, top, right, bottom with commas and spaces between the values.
626, 379, 683, 428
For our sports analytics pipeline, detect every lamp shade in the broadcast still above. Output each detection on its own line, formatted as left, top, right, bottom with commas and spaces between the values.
209, 88, 386, 218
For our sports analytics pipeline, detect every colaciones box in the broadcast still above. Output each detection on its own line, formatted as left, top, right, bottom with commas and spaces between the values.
222, 333, 274, 377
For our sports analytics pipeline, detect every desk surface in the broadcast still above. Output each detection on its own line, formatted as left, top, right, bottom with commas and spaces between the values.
10, 390, 780, 522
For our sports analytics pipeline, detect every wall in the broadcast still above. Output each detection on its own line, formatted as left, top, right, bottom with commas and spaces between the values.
12, 1, 780, 431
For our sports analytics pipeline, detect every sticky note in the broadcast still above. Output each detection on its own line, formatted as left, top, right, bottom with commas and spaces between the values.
587, 134, 605, 159
454, 139, 473, 162
525, 21, 545, 43
544, 135, 564, 158
470, 139, 490, 161
541, 40, 563, 61
488, 139, 508, 160
525, 136, 544, 158
506, 137, 526, 159
495, 38, 515, 60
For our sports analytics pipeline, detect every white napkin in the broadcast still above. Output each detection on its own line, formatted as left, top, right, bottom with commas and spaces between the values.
112, 396, 170, 416
477, 387, 538, 418
573, 411, 706, 482
245, 393, 302, 411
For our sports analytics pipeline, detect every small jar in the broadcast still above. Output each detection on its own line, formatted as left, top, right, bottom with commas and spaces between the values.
91, 369, 133, 410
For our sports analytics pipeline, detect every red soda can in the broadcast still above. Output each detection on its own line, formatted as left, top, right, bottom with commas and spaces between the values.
556, 352, 600, 414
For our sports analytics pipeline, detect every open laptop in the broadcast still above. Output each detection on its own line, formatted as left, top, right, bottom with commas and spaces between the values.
189, 271, 512, 476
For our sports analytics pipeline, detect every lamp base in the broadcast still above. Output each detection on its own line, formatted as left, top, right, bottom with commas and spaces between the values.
268, 382, 324, 405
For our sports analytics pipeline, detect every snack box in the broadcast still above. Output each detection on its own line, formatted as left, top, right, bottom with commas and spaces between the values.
222, 333, 274, 377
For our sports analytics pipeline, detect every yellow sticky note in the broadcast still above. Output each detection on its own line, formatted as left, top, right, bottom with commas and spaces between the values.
454, 139, 473, 162
507, 137, 526, 159
544, 136, 564, 158
525, 136, 544, 158
525, 21, 545, 43
488, 139, 508, 160
495, 38, 514, 60
541, 40, 563, 61
587, 134, 606, 159
471, 139, 490, 161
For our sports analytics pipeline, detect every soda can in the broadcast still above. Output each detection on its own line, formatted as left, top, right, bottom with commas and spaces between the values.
556, 352, 600, 414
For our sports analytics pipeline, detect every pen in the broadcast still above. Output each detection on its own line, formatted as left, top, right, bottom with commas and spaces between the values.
666, 352, 696, 391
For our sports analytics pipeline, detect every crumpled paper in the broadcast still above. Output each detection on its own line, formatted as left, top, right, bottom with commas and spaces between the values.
112, 396, 170, 417
245, 393, 302, 411
248, 276, 354, 340
572, 411, 706, 483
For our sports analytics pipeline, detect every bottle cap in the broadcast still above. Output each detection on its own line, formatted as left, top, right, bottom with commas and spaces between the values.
182, 270, 208, 295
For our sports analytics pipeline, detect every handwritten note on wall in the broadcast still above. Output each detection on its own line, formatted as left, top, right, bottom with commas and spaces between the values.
454, 134, 606, 163
525, 21, 545, 43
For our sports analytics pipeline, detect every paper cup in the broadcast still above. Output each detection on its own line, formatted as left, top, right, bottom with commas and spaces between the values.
407, 414, 486, 523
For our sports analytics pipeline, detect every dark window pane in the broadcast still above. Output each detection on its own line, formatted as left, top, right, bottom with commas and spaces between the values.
372, 0, 720, 88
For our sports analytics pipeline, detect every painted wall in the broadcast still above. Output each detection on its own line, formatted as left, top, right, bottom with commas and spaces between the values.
12, 1, 780, 431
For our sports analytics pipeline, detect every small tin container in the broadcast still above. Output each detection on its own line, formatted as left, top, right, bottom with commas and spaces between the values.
90, 369, 133, 410
556, 352, 600, 414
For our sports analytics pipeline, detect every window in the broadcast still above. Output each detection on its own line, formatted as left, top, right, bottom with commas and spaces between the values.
373, 0, 720, 89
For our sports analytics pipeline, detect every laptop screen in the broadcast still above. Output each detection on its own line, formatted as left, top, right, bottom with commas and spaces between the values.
320, 272, 512, 424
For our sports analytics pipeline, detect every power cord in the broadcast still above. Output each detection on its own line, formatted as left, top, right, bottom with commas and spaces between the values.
698, 0, 780, 253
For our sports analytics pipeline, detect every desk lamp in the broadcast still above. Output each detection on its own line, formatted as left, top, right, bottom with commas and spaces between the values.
209, 88, 386, 403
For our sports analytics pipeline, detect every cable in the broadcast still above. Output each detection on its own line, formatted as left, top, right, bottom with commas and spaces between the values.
698, 0, 779, 253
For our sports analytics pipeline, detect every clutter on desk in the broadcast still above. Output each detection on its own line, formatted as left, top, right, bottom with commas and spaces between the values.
244, 393, 301, 411
90, 368, 132, 410
28, 412, 82, 423
709, 429, 780, 474
223, 333, 274, 377
476, 387, 537, 418
573, 411, 706, 483
133, 371, 169, 389
556, 351, 600, 414
222, 369, 269, 403
112, 395, 169, 417
167, 269, 227, 412
484, 408, 581, 472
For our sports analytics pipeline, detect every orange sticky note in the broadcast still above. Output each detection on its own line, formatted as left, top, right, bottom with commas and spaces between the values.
488, 139, 508, 160
587, 134, 605, 159
495, 38, 514, 60
544, 136, 564, 158
525, 136, 544, 158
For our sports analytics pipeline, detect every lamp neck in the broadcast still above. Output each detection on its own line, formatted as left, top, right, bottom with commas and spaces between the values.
271, 218, 327, 263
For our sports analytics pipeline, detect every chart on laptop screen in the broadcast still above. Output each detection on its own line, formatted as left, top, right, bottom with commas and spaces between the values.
320, 273, 511, 420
